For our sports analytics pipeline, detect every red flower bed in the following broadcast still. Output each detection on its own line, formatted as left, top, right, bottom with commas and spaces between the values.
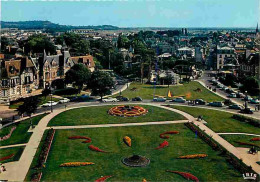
68, 136, 92, 143
108, 105, 148, 117
0, 154, 15, 162
250, 137, 260, 141
155, 140, 169, 149
31, 172, 42, 182
166, 170, 199, 182
235, 141, 259, 148
95, 175, 113, 182
159, 131, 179, 139
88, 145, 107, 153
0, 126, 16, 141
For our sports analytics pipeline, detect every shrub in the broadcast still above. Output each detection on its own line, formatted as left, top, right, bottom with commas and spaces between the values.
232, 114, 260, 128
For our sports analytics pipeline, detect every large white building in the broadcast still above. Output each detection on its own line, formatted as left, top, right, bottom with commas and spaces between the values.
216, 46, 236, 69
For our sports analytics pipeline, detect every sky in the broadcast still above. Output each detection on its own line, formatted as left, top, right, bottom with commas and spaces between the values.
1, 0, 260, 28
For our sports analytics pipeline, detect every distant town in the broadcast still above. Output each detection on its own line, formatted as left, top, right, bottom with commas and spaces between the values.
0, 20, 260, 182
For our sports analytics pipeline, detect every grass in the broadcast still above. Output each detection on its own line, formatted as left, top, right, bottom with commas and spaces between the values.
0, 114, 46, 146
9, 96, 60, 109
48, 105, 186, 126
0, 147, 25, 163
115, 81, 224, 102
40, 124, 242, 181
221, 135, 260, 148
171, 106, 260, 134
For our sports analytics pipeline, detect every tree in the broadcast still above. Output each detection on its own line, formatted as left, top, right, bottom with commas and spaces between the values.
17, 97, 40, 127
23, 34, 56, 55
65, 64, 91, 92
240, 77, 259, 95
42, 88, 51, 99
88, 70, 115, 101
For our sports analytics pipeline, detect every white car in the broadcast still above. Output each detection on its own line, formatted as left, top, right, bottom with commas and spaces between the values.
42, 101, 59, 107
59, 98, 70, 103
102, 97, 119, 102
228, 93, 236, 98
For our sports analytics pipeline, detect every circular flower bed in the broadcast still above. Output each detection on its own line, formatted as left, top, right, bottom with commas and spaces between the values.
108, 105, 148, 117
122, 155, 150, 167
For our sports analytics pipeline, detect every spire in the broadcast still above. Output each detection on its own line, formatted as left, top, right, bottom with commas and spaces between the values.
256, 23, 259, 34
43, 49, 47, 59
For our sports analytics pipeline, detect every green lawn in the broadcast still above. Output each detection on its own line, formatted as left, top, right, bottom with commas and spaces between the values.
0, 147, 25, 163
221, 135, 260, 148
0, 114, 46, 146
171, 106, 260, 134
116, 82, 224, 102
48, 105, 185, 126
39, 124, 241, 181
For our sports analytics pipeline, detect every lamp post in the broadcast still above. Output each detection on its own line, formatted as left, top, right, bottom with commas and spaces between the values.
50, 87, 54, 113
244, 91, 248, 109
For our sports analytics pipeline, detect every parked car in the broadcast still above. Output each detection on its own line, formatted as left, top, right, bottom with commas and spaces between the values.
243, 96, 253, 101
208, 101, 224, 107
224, 99, 233, 105
171, 97, 186, 103
153, 97, 166, 102
59, 98, 70, 103
195, 99, 206, 105
102, 97, 119, 102
132, 97, 143, 101
116, 96, 129, 102
250, 99, 260, 104
240, 108, 254, 114
228, 104, 244, 110
236, 92, 245, 98
42, 101, 58, 107
228, 93, 237, 98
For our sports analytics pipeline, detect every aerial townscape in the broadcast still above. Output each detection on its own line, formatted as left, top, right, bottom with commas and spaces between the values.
0, 0, 260, 181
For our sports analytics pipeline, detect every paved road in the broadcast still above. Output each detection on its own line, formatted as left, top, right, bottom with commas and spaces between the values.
199, 71, 259, 110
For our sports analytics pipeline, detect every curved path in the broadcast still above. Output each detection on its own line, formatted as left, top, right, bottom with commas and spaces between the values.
1, 103, 260, 181
218, 133, 260, 137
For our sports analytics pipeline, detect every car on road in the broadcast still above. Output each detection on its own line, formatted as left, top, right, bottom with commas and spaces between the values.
243, 96, 253, 101
59, 98, 70, 103
153, 97, 166, 102
208, 101, 224, 107
228, 104, 244, 110
171, 97, 186, 103
240, 108, 254, 114
42, 101, 59, 107
195, 99, 206, 105
228, 93, 237, 98
250, 99, 260, 104
116, 96, 129, 102
236, 92, 245, 98
132, 97, 143, 101
102, 97, 119, 102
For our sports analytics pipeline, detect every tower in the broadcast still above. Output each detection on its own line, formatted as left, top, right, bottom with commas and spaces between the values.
256, 23, 259, 34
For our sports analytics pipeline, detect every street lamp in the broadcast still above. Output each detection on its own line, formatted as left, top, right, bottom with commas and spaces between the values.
244, 91, 248, 109
50, 87, 54, 112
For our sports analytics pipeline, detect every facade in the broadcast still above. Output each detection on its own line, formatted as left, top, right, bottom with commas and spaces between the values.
0, 57, 39, 104
216, 46, 236, 70
0, 51, 95, 104
177, 47, 195, 58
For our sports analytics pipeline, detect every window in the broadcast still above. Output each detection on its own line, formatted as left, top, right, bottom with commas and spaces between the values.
3, 90, 7, 96
219, 55, 222, 58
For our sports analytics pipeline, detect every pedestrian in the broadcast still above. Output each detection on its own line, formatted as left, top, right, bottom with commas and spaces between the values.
65, 104, 67, 110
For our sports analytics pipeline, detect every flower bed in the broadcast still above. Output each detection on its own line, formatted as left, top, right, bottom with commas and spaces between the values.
0, 154, 15, 162
31, 129, 55, 182
60, 162, 94, 167
159, 131, 179, 139
68, 136, 92, 143
95, 175, 113, 182
123, 136, 131, 147
108, 105, 148, 117
88, 145, 107, 153
178, 154, 207, 159
166, 170, 199, 182
250, 137, 260, 141
155, 140, 169, 149
0, 126, 16, 141
31, 172, 42, 182
235, 141, 260, 148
